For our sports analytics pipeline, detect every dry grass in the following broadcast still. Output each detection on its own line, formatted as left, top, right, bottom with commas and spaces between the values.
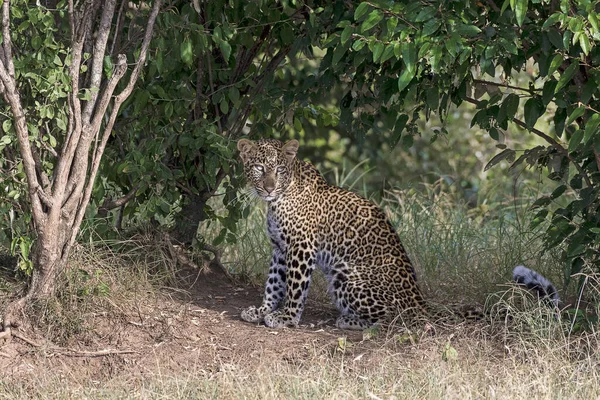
1, 319, 599, 399
2, 182, 599, 399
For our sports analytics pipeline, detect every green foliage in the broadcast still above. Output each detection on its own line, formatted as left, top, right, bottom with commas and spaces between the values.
10, 236, 33, 276
314, 0, 600, 283
2, 0, 599, 296
0, 1, 70, 246
95, 0, 329, 242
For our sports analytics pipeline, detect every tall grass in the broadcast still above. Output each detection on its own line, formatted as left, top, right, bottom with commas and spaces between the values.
213, 174, 566, 307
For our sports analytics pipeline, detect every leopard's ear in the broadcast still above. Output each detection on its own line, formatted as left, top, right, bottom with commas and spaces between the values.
237, 139, 257, 162
282, 139, 299, 161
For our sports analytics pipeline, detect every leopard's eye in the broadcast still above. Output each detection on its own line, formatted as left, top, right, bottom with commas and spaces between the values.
253, 164, 265, 173
276, 166, 286, 174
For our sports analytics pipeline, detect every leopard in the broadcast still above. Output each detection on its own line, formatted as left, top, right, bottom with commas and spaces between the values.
237, 138, 559, 330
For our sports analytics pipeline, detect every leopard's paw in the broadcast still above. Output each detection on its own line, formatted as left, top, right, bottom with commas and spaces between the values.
241, 306, 267, 323
263, 310, 299, 328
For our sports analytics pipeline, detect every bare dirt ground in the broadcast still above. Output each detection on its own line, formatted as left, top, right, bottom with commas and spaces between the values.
0, 265, 375, 397
1, 263, 599, 399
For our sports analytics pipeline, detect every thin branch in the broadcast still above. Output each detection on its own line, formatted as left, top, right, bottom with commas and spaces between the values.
0, 42, 45, 227
229, 45, 293, 139
1, 0, 15, 77
81, 0, 118, 124
110, 0, 128, 57
485, 0, 501, 12
67, 0, 162, 251
61, 54, 129, 214
56, 348, 138, 357
472, 79, 541, 93
53, 0, 94, 201
464, 96, 593, 187
206, 49, 222, 133
99, 184, 139, 212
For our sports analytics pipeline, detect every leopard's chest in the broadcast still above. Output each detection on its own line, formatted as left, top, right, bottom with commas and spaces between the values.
266, 199, 317, 252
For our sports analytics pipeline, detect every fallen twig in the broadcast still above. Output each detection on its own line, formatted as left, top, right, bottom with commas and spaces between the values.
13, 331, 43, 347
55, 348, 138, 358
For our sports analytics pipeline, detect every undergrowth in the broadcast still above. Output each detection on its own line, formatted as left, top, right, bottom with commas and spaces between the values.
1, 179, 599, 399
211, 179, 568, 307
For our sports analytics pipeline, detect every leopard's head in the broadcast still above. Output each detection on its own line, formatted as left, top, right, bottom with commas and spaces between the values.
237, 138, 299, 201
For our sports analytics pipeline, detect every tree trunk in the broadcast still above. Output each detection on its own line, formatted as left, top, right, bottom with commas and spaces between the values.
170, 193, 208, 246
28, 224, 71, 299
0, 0, 162, 341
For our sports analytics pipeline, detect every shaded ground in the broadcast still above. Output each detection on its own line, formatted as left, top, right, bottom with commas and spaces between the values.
2, 261, 598, 399
0, 265, 370, 394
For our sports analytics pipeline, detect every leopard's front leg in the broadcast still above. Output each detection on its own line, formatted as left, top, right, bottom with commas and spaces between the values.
263, 245, 316, 328
241, 248, 287, 323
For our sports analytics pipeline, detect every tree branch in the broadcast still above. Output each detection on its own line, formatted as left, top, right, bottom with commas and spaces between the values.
81, 0, 118, 124
472, 79, 541, 93
99, 184, 139, 213
464, 96, 593, 187
0, 0, 45, 226
110, 0, 128, 57
67, 0, 162, 250
53, 0, 94, 201
1, 0, 15, 78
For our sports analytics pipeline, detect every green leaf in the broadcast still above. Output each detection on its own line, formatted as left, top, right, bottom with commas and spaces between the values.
134, 90, 150, 114
380, 44, 395, 63
56, 117, 67, 132
387, 17, 398, 34
547, 29, 564, 50
421, 19, 441, 36
332, 45, 347, 65
555, 62, 578, 93
514, 0, 528, 27
402, 42, 417, 73
180, 39, 193, 67
542, 12, 562, 29
584, 113, 600, 144
524, 97, 544, 130
503, 93, 520, 120
220, 98, 229, 114
542, 80, 557, 106
354, 2, 370, 20
454, 24, 481, 37
579, 34, 591, 56
361, 10, 383, 33
566, 106, 585, 126
548, 54, 563, 76
426, 87, 439, 110
228, 86, 240, 104
352, 39, 366, 51
568, 129, 584, 152
2, 119, 12, 133
415, 7, 436, 22
280, 24, 294, 46
484, 148, 515, 171
489, 127, 500, 140
550, 184, 567, 199
219, 40, 232, 62
372, 42, 384, 62
589, 12, 599, 32
340, 26, 352, 45
397, 68, 415, 92
391, 114, 409, 148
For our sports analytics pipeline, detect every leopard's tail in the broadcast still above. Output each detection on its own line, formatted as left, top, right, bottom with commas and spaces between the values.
512, 265, 560, 307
